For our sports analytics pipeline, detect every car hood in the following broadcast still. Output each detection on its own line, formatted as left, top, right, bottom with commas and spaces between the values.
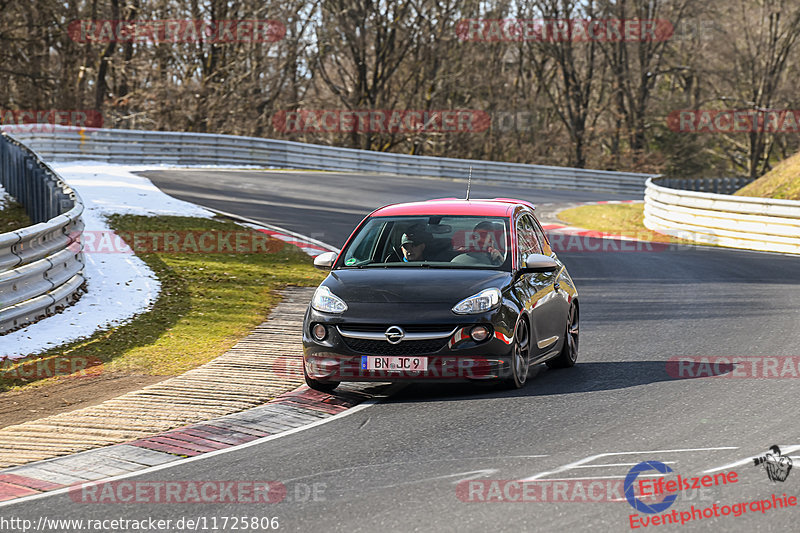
323, 268, 511, 303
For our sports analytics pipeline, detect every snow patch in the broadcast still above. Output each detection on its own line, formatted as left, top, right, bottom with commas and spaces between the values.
2, 163, 214, 359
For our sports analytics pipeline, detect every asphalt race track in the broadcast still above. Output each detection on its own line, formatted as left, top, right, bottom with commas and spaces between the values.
7, 170, 800, 532
139, 169, 639, 247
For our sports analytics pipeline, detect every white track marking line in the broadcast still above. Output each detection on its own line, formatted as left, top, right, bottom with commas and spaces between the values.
278, 455, 549, 485
571, 461, 676, 469
281, 455, 550, 484
0, 400, 378, 508
450, 470, 499, 484
702, 444, 800, 474
336, 469, 502, 493
527, 475, 668, 481
313, 469, 504, 495
521, 447, 738, 481
208, 207, 339, 252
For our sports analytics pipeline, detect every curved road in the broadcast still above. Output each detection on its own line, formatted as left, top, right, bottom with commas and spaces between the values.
7, 170, 800, 532
140, 169, 639, 247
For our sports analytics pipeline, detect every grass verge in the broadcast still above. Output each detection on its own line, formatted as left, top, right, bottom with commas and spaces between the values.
556, 203, 699, 245
0, 215, 325, 392
735, 151, 800, 200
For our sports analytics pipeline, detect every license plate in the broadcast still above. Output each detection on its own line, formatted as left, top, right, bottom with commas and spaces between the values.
361, 356, 428, 372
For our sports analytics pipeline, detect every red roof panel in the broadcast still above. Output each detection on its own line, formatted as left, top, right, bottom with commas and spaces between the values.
371, 198, 529, 217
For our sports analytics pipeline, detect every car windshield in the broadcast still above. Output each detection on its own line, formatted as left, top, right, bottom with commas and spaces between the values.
339, 215, 510, 270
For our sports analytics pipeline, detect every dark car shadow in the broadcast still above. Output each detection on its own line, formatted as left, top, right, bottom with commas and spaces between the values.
383, 360, 733, 403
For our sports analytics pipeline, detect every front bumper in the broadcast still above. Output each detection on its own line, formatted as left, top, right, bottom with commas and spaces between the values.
302, 305, 517, 382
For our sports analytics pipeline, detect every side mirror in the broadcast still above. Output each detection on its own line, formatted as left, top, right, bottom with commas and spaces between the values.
521, 253, 559, 273
313, 251, 338, 270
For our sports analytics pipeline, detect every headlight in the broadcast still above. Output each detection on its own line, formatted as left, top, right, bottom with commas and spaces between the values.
311, 286, 348, 314
452, 288, 501, 314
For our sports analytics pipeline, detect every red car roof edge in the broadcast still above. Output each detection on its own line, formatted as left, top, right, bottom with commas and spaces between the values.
424, 196, 535, 209
370, 198, 535, 215
488, 198, 536, 210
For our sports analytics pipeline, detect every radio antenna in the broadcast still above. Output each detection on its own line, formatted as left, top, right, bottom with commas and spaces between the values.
465, 166, 472, 200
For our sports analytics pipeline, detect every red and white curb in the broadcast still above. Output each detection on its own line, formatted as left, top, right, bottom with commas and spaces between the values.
205, 206, 340, 257
536, 200, 689, 252
542, 222, 681, 253
256, 228, 332, 256
0, 384, 384, 504
543, 222, 653, 242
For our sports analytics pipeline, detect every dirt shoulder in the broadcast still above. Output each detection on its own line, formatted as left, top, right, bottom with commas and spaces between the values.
0, 372, 169, 429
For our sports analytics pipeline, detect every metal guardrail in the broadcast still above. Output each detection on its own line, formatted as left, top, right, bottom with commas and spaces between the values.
0, 132, 85, 335
644, 177, 800, 255
6, 125, 655, 194
656, 176, 754, 195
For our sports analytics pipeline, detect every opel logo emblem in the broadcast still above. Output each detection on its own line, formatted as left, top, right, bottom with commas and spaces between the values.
385, 326, 405, 344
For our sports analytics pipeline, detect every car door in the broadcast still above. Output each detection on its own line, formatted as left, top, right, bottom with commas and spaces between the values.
515, 213, 564, 359
532, 214, 571, 341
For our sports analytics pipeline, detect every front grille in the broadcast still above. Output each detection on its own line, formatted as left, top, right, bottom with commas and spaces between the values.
342, 324, 456, 333
341, 337, 448, 356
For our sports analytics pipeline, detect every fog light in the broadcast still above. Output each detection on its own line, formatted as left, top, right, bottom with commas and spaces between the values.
470, 326, 489, 342
312, 324, 327, 341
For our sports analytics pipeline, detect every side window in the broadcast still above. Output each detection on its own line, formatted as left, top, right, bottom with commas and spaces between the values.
532, 217, 551, 256
344, 221, 383, 263
515, 214, 541, 265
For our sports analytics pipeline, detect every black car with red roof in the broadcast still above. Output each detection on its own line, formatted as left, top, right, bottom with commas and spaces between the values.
302, 198, 579, 391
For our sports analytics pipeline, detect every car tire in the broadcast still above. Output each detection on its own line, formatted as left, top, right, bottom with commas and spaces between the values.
546, 303, 579, 369
503, 319, 530, 388
303, 365, 340, 393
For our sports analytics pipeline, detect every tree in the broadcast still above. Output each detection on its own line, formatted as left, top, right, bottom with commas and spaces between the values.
714, 0, 800, 178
